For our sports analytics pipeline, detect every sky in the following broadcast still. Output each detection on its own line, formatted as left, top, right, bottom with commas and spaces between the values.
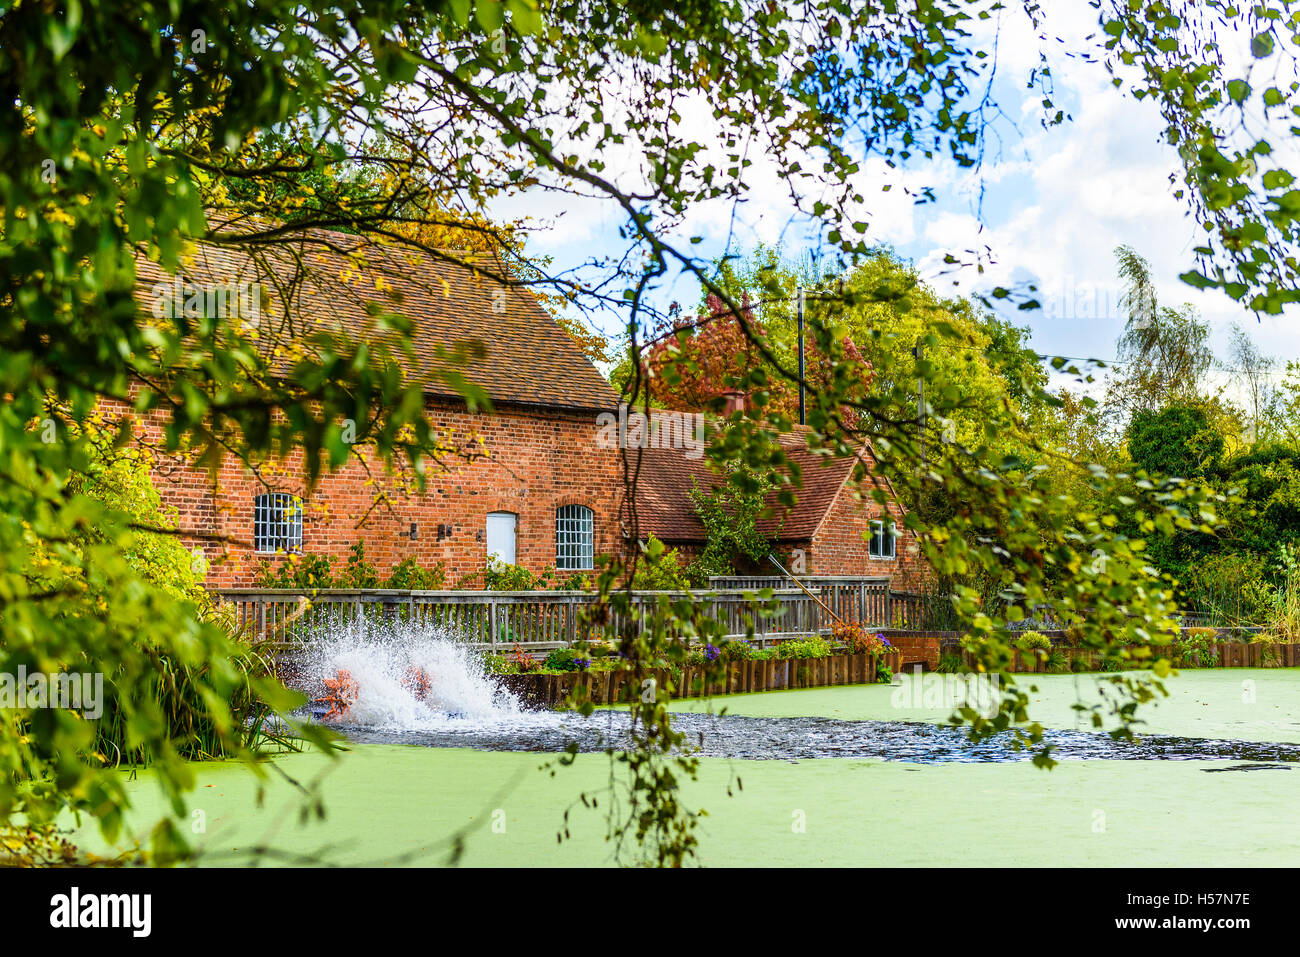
499, 4, 1300, 403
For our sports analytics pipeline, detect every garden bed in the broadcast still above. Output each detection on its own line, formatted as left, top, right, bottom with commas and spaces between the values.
498, 651, 903, 708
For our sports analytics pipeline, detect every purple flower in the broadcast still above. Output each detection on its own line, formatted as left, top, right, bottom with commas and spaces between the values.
704, 643, 721, 662
575, 657, 592, 671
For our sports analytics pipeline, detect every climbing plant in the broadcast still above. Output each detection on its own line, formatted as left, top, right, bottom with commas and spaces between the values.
686, 466, 781, 582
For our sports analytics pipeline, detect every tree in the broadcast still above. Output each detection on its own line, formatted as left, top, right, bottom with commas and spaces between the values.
1106, 245, 1214, 426
1127, 406, 1225, 478
722, 247, 1051, 452
1223, 322, 1279, 444
631, 290, 872, 425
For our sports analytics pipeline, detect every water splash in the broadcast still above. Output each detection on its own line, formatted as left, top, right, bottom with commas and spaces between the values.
283, 619, 1300, 765
287, 615, 549, 732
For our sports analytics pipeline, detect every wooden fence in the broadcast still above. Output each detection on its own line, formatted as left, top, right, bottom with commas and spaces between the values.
707, 575, 925, 629
214, 584, 907, 651
498, 651, 902, 707
942, 641, 1300, 673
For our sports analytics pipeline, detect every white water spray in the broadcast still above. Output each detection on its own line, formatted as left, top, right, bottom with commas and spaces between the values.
290, 615, 544, 731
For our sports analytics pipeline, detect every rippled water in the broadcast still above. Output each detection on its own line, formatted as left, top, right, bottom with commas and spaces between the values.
288, 623, 1300, 766
340, 710, 1300, 765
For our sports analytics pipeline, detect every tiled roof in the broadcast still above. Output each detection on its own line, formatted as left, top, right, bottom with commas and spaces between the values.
630, 426, 862, 543
133, 225, 619, 413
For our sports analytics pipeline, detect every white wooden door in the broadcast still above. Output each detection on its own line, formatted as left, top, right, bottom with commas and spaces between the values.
486, 512, 517, 566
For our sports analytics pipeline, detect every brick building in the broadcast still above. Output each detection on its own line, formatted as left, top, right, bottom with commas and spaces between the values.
632, 429, 927, 588
123, 226, 924, 590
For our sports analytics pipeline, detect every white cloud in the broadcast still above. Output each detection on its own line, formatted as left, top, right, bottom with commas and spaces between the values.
498, 4, 1300, 383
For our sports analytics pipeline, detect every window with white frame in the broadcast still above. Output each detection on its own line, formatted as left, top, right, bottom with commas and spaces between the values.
868, 518, 896, 560
254, 492, 304, 554
555, 504, 594, 570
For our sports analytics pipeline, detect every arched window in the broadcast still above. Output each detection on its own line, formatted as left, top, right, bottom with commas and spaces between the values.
254, 493, 303, 554
555, 504, 594, 570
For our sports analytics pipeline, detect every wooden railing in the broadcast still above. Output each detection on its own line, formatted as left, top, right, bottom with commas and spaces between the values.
708, 576, 923, 629
214, 587, 857, 651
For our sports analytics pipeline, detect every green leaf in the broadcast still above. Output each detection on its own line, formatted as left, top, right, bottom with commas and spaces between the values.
507, 0, 543, 35
475, 0, 504, 32
1178, 269, 1216, 289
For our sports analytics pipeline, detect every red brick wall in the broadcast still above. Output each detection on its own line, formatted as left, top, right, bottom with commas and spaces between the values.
879, 632, 941, 671
104, 393, 930, 591
109, 397, 624, 587
806, 479, 928, 587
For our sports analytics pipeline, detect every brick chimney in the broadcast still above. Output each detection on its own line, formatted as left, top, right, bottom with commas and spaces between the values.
720, 389, 748, 415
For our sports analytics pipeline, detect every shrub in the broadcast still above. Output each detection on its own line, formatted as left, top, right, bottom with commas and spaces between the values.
683, 643, 722, 667
776, 636, 832, 659
631, 535, 693, 590
1098, 653, 1126, 672
1016, 630, 1052, 651
936, 652, 966, 673
1264, 544, 1300, 642
831, 621, 865, 650
254, 552, 335, 589
721, 639, 772, 661
683, 465, 778, 583
384, 555, 446, 590
1063, 624, 1086, 646
1180, 551, 1271, 627
509, 644, 542, 673
1175, 629, 1219, 668
1044, 649, 1070, 673
543, 647, 591, 672
457, 561, 590, 591
831, 622, 892, 657
339, 540, 380, 588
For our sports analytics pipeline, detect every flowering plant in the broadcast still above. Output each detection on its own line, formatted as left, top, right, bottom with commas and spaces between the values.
831, 623, 893, 657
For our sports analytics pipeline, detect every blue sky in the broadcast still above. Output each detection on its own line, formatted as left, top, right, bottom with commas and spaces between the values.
506, 7, 1300, 401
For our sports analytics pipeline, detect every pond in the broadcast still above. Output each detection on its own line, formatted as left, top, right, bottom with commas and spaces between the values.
71, 669, 1300, 867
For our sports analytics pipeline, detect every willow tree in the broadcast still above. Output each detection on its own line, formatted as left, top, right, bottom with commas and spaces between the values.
1106, 245, 1215, 426
2, 0, 1295, 865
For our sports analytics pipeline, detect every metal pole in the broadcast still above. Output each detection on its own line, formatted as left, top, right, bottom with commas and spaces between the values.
797, 286, 806, 426
915, 338, 925, 463
768, 553, 842, 627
